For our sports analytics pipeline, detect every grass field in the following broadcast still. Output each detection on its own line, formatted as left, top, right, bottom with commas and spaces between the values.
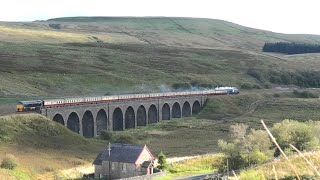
0, 92, 320, 179
1, 17, 320, 98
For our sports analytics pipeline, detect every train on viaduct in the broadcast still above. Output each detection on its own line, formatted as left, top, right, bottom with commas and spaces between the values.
16, 88, 239, 138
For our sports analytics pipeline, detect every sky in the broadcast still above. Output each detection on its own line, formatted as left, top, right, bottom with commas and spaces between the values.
0, 0, 319, 35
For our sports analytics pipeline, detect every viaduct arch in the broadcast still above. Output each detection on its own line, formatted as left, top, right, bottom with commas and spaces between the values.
46, 95, 205, 137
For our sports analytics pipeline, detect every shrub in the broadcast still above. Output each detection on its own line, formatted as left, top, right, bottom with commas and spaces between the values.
247, 69, 266, 83
272, 119, 317, 152
1, 154, 18, 170
240, 83, 253, 90
100, 131, 113, 141
157, 152, 168, 170
273, 93, 281, 97
114, 134, 135, 144
264, 82, 272, 89
172, 83, 191, 90
293, 90, 318, 98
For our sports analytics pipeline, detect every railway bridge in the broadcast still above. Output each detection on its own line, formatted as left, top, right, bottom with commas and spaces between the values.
41, 95, 207, 138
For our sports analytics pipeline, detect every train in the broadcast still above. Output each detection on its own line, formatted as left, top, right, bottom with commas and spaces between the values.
16, 87, 239, 112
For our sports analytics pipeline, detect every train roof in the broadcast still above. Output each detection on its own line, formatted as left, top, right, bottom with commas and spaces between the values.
215, 86, 238, 90
18, 100, 43, 105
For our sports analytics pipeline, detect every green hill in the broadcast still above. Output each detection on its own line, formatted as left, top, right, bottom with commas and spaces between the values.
1, 17, 320, 99
0, 114, 105, 179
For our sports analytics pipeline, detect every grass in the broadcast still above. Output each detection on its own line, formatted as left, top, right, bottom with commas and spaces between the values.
239, 151, 320, 179
103, 92, 320, 156
0, 114, 106, 179
0, 92, 320, 178
155, 154, 224, 180
1, 17, 320, 99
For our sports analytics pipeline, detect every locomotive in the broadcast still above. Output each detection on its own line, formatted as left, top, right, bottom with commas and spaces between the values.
16, 87, 239, 112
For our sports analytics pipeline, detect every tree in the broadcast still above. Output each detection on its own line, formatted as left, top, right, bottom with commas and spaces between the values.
157, 152, 168, 170
1, 154, 18, 170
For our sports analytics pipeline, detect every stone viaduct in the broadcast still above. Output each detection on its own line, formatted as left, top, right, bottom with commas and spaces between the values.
41, 95, 207, 138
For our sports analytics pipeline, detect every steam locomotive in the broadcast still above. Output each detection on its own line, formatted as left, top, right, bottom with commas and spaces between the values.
16, 87, 239, 112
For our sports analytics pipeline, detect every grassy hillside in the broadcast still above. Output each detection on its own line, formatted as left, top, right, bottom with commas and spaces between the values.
1, 17, 320, 100
0, 114, 105, 179
104, 91, 320, 156
239, 151, 320, 179
0, 92, 319, 179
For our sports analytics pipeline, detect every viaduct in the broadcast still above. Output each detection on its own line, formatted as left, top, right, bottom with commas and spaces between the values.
41, 95, 207, 138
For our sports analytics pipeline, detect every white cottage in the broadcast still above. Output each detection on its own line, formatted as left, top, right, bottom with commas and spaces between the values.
93, 143, 155, 179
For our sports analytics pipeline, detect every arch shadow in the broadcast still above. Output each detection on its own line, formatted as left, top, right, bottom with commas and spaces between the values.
137, 105, 147, 126
82, 110, 94, 138
192, 101, 201, 114
172, 102, 181, 118
182, 101, 191, 117
53, 113, 64, 125
96, 109, 108, 135
67, 112, 80, 134
125, 106, 135, 129
162, 103, 170, 120
148, 104, 158, 124
113, 108, 123, 131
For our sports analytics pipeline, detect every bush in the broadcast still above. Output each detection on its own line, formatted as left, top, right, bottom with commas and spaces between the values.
172, 83, 191, 90
247, 69, 266, 83
114, 134, 135, 144
1, 154, 18, 170
100, 131, 113, 141
272, 119, 317, 152
240, 83, 253, 90
157, 152, 168, 170
264, 82, 272, 89
273, 93, 281, 97
293, 90, 319, 98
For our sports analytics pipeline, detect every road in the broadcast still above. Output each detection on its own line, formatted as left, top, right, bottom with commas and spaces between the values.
174, 172, 218, 180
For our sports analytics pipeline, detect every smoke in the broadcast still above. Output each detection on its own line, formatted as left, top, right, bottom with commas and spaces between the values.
159, 84, 172, 92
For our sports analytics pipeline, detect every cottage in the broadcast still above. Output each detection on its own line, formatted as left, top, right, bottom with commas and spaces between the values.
93, 143, 155, 179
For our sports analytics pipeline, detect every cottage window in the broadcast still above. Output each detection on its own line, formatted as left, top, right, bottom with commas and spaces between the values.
122, 164, 126, 172
111, 163, 115, 170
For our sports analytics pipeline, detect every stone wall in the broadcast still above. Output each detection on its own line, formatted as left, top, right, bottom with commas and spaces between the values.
116, 171, 167, 180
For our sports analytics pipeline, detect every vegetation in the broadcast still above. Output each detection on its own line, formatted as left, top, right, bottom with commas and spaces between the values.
293, 90, 319, 98
239, 151, 320, 179
247, 68, 320, 88
1, 17, 320, 101
218, 120, 320, 170
0, 114, 105, 179
263, 42, 320, 54
157, 152, 168, 170
0, 154, 18, 170
156, 154, 224, 179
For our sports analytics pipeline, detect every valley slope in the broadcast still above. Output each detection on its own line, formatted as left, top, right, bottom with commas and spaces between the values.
1, 17, 320, 99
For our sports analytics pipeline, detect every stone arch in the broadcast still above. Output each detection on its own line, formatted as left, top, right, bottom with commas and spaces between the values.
137, 105, 147, 126
113, 108, 123, 131
96, 109, 107, 135
148, 104, 158, 124
182, 101, 191, 117
172, 102, 181, 118
125, 106, 135, 129
192, 100, 201, 114
67, 112, 80, 134
162, 103, 170, 120
82, 110, 94, 138
53, 113, 64, 125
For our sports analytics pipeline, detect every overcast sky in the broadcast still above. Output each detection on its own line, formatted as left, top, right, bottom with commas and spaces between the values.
0, 0, 319, 35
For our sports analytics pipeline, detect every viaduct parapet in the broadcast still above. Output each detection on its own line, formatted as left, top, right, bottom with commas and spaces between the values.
41, 95, 207, 137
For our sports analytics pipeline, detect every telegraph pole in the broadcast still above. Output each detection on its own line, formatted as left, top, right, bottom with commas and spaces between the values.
227, 159, 229, 180
108, 142, 111, 180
